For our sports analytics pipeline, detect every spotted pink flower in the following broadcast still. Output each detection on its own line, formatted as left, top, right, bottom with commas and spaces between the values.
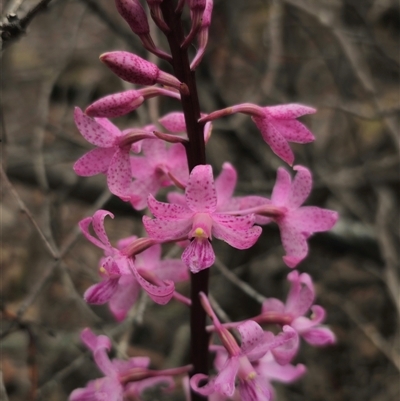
261, 270, 336, 350
143, 165, 262, 272
80, 210, 176, 317
73, 107, 156, 201
129, 139, 189, 210
69, 328, 174, 401
200, 103, 316, 165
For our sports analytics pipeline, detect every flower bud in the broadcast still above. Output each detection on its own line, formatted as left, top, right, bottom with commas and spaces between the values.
115, 0, 149, 35
85, 90, 144, 118
100, 51, 182, 89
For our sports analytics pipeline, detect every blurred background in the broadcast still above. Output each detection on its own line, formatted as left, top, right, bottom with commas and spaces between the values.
1, 0, 399, 400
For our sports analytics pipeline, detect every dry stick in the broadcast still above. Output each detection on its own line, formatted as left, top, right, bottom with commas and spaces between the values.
324, 290, 400, 372
160, 2, 208, 400
0, 370, 9, 401
214, 257, 266, 304
261, 0, 283, 96
283, 0, 400, 151
1, 0, 54, 50
0, 165, 59, 260
15, 189, 112, 321
375, 188, 400, 317
35, 294, 149, 400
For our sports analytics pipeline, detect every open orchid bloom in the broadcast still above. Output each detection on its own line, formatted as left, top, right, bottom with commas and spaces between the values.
261, 270, 336, 349
129, 139, 189, 210
190, 294, 298, 401
80, 210, 176, 319
143, 165, 262, 272
69, 328, 174, 401
200, 103, 315, 165
267, 166, 338, 267
223, 165, 338, 268
73, 107, 158, 200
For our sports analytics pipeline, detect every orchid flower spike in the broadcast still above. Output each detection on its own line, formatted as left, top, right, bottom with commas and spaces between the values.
200, 103, 316, 165
143, 165, 262, 273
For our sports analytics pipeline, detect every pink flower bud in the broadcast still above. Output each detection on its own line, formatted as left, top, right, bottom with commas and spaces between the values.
115, 0, 150, 35
85, 90, 144, 118
100, 51, 182, 89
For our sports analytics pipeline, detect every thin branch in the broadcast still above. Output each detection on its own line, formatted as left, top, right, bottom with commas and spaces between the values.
214, 257, 266, 304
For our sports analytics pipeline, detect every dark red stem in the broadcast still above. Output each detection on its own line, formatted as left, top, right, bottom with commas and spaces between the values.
160, 2, 209, 401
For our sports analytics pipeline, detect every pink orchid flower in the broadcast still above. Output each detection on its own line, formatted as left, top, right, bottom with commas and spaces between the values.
143, 164, 262, 273
200, 103, 316, 165
260, 270, 336, 350
80, 210, 176, 319
69, 328, 174, 401
191, 293, 297, 401
222, 165, 338, 268
129, 139, 189, 210
73, 107, 157, 201
168, 162, 271, 225
266, 165, 338, 268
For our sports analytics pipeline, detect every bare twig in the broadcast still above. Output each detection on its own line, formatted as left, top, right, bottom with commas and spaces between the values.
214, 257, 266, 304
1, 0, 54, 50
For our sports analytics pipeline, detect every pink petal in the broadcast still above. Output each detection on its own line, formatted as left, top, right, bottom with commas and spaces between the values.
143, 215, 192, 240
131, 263, 175, 305
147, 195, 192, 220
239, 375, 272, 401
130, 155, 151, 179
108, 275, 141, 321
257, 353, 306, 383
69, 377, 123, 401
84, 278, 119, 305
290, 206, 339, 235
279, 220, 308, 268
287, 166, 312, 209
95, 117, 122, 138
155, 259, 189, 282
92, 210, 114, 248
212, 215, 261, 249
185, 165, 217, 212
237, 321, 265, 355
107, 148, 132, 201
261, 298, 286, 314
80, 328, 111, 352
272, 120, 315, 143
252, 116, 294, 165
74, 107, 118, 147
190, 374, 217, 396
142, 137, 168, 161
182, 238, 215, 272
129, 176, 162, 210
167, 192, 186, 206
285, 271, 314, 317
265, 104, 316, 120
301, 326, 336, 346
73, 147, 116, 176
271, 167, 291, 206
271, 326, 299, 365
215, 162, 238, 210
214, 357, 239, 397
79, 211, 114, 250
135, 243, 162, 270
291, 305, 326, 332
159, 112, 186, 132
